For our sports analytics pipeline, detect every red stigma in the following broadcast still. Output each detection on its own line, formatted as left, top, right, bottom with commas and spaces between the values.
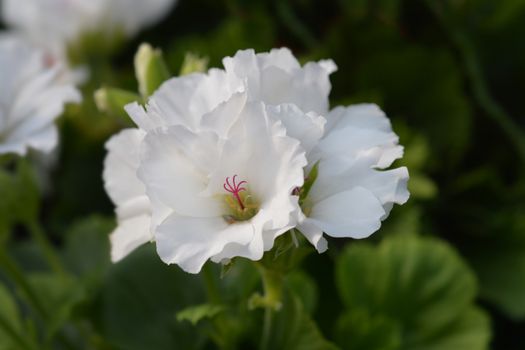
223, 175, 247, 210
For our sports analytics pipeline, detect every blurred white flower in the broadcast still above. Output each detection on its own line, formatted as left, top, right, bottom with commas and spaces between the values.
297, 104, 410, 252
1, 0, 177, 57
0, 35, 81, 155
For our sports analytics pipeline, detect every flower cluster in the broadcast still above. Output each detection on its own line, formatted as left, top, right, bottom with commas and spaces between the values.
2, 0, 178, 85
104, 48, 409, 273
2, 0, 177, 56
0, 35, 81, 156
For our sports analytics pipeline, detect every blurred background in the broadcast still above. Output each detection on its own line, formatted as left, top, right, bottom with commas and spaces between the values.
1, 0, 525, 349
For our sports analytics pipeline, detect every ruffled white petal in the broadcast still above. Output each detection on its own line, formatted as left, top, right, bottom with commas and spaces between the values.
104, 128, 153, 260
125, 69, 243, 132
223, 48, 336, 114
266, 103, 326, 155
138, 126, 223, 218
318, 104, 404, 168
156, 214, 254, 274
298, 103, 410, 246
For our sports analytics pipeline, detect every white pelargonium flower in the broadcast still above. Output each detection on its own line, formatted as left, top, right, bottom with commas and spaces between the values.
297, 104, 410, 252
0, 35, 81, 155
105, 93, 306, 273
103, 47, 409, 272
2, 0, 177, 56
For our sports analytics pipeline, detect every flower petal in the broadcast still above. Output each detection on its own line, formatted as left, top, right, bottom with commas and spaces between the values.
103, 128, 147, 207
138, 126, 223, 217
110, 214, 152, 262
155, 214, 254, 274
266, 103, 326, 155
309, 186, 386, 239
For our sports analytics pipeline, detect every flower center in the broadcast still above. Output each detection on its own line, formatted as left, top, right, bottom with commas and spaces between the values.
223, 175, 247, 209
222, 175, 258, 223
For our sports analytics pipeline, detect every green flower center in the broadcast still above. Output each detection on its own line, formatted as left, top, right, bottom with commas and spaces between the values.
222, 175, 259, 223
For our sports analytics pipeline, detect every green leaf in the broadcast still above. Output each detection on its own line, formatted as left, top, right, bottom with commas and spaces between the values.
176, 304, 225, 325
415, 306, 490, 350
286, 271, 319, 314
268, 291, 339, 350
94, 87, 141, 120
134, 43, 171, 98
408, 174, 438, 199
63, 215, 114, 279
466, 237, 525, 319
300, 161, 319, 204
179, 52, 209, 76
335, 235, 491, 350
0, 159, 40, 236
0, 284, 33, 350
96, 245, 207, 350
28, 273, 86, 339
335, 309, 401, 350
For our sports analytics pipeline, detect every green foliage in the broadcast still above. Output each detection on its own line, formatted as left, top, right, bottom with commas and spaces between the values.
94, 87, 141, 121
335, 235, 491, 350
134, 43, 171, 98
63, 215, 114, 279
96, 245, 206, 350
0, 284, 33, 350
176, 304, 226, 325
0, 159, 39, 234
1, 0, 524, 348
267, 291, 339, 350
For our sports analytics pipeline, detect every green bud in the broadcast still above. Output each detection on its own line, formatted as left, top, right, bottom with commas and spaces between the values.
179, 52, 209, 76
134, 43, 170, 98
94, 87, 141, 119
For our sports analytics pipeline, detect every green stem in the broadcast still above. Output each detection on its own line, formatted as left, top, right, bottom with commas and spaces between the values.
27, 221, 66, 278
260, 306, 273, 350
426, 0, 525, 163
0, 312, 36, 350
0, 250, 48, 320
256, 264, 283, 350
0, 250, 76, 350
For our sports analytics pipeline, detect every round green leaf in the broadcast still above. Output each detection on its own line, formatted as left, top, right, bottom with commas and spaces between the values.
96, 245, 207, 350
335, 235, 490, 349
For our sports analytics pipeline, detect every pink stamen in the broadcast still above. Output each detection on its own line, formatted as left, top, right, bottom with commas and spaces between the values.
223, 175, 247, 210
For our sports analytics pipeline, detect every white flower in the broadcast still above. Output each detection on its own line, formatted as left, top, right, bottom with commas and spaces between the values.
104, 69, 244, 263
297, 104, 410, 252
1, 0, 177, 56
105, 93, 306, 273
0, 35, 81, 156
103, 47, 409, 269
223, 48, 337, 115
107, 58, 327, 264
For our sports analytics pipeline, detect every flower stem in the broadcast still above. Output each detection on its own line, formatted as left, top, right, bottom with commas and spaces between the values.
0, 249, 48, 320
260, 306, 273, 350
255, 264, 283, 350
0, 312, 36, 350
